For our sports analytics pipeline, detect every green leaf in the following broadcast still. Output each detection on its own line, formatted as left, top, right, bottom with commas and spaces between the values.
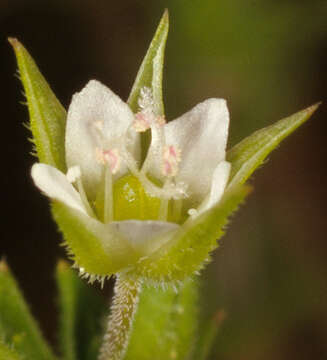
9, 38, 67, 172
56, 261, 78, 360
125, 279, 198, 360
134, 185, 251, 282
227, 103, 320, 189
0, 341, 23, 360
55, 261, 107, 360
192, 310, 226, 360
52, 202, 139, 278
127, 9, 169, 115
0, 260, 57, 360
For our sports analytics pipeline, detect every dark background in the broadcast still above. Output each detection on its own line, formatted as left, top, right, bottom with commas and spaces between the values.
1, 0, 327, 359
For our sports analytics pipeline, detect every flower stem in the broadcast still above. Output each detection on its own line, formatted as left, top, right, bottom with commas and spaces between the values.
98, 275, 142, 360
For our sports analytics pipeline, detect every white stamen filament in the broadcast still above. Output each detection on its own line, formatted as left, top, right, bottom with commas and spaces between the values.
67, 166, 95, 217
158, 198, 169, 221
104, 166, 114, 223
172, 198, 183, 223
158, 180, 171, 221
141, 121, 166, 176
76, 177, 96, 218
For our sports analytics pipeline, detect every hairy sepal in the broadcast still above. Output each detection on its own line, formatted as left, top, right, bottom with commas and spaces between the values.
133, 185, 251, 282
127, 10, 169, 160
9, 38, 67, 171
127, 10, 169, 115
227, 103, 320, 189
52, 202, 139, 278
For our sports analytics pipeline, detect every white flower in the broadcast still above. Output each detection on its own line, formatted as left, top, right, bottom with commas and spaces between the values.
31, 80, 230, 259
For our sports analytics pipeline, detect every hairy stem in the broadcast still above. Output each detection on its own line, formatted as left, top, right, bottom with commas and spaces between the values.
98, 275, 142, 360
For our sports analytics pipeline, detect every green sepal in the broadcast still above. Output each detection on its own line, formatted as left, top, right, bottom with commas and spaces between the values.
127, 10, 169, 115
125, 279, 198, 360
227, 103, 320, 189
9, 38, 67, 172
52, 202, 138, 277
0, 341, 23, 360
55, 261, 107, 360
134, 185, 251, 282
0, 260, 57, 360
127, 10, 169, 160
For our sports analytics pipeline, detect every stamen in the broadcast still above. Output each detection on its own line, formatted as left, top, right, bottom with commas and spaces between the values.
158, 199, 169, 221
95, 148, 121, 174
158, 180, 171, 221
66, 166, 95, 218
66, 166, 81, 183
172, 198, 183, 223
156, 115, 166, 127
104, 166, 114, 223
133, 112, 152, 132
162, 145, 181, 177
119, 86, 187, 203
140, 174, 188, 200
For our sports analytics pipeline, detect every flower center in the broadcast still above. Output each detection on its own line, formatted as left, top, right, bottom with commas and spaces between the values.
86, 87, 188, 224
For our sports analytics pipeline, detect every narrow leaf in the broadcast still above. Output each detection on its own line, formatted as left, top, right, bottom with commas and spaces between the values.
56, 261, 78, 360
0, 341, 23, 360
192, 310, 226, 360
125, 279, 198, 360
127, 9, 169, 115
55, 261, 107, 360
227, 103, 320, 189
134, 185, 251, 282
0, 260, 57, 360
9, 38, 67, 171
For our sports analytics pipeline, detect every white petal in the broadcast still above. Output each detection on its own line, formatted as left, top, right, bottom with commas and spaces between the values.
195, 161, 231, 216
65, 80, 140, 199
31, 163, 87, 215
146, 99, 229, 206
110, 220, 180, 254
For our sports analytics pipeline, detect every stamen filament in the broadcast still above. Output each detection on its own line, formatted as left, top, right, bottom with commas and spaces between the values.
104, 166, 114, 223
172, 198, 183, 223
76, 177, 96, 218
158, 198, 169, 221
141, 122, 166, 176
158, 179, 172, 221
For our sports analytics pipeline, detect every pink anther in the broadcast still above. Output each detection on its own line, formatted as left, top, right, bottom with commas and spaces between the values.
133, 112, 151, 132
95, 148, 120, 174
156, 115, 166, 127
162, 145, 181, 177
